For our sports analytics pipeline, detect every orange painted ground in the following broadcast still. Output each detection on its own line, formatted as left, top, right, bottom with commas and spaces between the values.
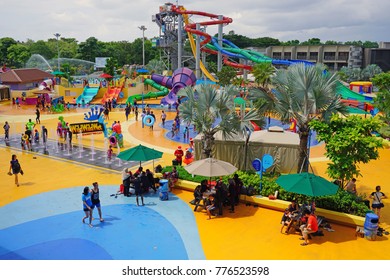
1, 99, 389, 260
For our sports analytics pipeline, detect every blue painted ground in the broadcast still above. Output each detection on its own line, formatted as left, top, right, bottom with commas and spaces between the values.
0, 186, 205, 260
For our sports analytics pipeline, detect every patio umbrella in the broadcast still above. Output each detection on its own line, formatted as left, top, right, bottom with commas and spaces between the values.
99, 73, 113, 79
276, 172, 339, 197
184, 157, 238, 177
116, 144, 163, 167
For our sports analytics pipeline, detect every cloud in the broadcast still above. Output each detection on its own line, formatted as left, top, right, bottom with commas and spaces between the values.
2, 0, 389, 43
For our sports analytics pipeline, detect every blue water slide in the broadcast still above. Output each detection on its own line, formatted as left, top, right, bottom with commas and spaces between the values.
76, 87, 100, 105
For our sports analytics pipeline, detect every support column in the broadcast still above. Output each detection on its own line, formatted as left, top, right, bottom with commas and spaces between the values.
217, 15, 223, 72
177, 14, 183, 68
196, 23, 201, 79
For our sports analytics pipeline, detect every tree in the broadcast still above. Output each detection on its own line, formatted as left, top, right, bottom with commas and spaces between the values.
103, 57, 119, 78
77, 37, 106, 62
146, 59, 165, 74
216, 66, 236, 86
7, 44, 31, 68
0, 37, 17, 65
177, 84, 261, 159
310, 115, 383, 187
372, 72, 390, 137
251, 62, 276, 89
252, 63, 349, 172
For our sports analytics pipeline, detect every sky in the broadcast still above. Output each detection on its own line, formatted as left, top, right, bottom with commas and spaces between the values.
1, 0, 389, 44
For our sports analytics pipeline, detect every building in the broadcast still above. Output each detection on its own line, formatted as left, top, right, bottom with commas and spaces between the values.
264, 42, 390, 72
0, 68, 54, 91
265, 45, 362, 70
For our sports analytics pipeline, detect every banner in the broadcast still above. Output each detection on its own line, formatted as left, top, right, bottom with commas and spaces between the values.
69, 122, 103, 134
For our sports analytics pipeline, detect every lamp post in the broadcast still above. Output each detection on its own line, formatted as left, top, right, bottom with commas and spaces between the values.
138, 25, 147, 67
54, 33, 61, 70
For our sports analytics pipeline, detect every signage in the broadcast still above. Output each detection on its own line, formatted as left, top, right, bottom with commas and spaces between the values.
262, 154, 274, 171
69, 122, 103, 134
252, 158, 262, 172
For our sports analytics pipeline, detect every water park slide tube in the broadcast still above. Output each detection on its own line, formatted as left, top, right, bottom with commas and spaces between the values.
126, 78, 169, 105
39, 78, 55, 90
76, 86, 99, 105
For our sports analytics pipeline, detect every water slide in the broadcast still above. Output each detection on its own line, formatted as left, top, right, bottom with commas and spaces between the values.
76, 86, 99, 105
101, 86, 124, 104
126, 78, 169, 105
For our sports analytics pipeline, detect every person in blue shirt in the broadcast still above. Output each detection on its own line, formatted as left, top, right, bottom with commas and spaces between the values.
82, 186, 93, 227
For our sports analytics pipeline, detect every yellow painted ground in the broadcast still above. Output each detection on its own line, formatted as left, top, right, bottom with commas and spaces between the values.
1, 100, 389, 260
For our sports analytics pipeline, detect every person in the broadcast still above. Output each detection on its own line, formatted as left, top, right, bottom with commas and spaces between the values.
66, 128, 73, 146
228, 178, 236, 213
206, 194, 216, 220
9, 154, 23, 187
3, 121, 10, 141
15, 97, 20, 108
104, 106, 109, 120
174, 146, 184, 165
122, 168, 132, 197
82, 186, 93, 228
35, 108, 41, 124
299, 209, 318, 246
161, 110, 166, 127
34, 129, 40, 143
183, 126, 189, 140
125, 104, 131, 121
141, 109, 146, 128
345, 178, 357, 195
42, 125, 48, 144
134, 106, 139, 121
281, 208, 292, 233
169, 166, 179, 191
233, 174, 243, 206
369, 185, 387, 221
91, 182, 104, 222
146, 169, 157, 193
26, 119, 35, 131
215, 178, 227, 216
149, 111, 156, 130
132, 174, 145, 206
107, 145, 113, 161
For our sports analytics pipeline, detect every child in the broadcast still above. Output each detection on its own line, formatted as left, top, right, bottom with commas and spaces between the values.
280, 208, 292, 233
34, 129, 40, 143
107, 145, 113, 161
171, 122, 176, 138
206, 194, 216, 220
183, 126, 189, 140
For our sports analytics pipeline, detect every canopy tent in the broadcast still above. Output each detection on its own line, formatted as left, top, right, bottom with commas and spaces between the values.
193, 126, 300, 173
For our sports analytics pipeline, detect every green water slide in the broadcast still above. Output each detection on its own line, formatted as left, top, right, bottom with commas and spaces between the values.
335, 81, 373, 102
126, 78, 169, 105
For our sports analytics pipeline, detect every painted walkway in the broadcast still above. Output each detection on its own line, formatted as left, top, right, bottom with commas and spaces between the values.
1, 100, 390, 260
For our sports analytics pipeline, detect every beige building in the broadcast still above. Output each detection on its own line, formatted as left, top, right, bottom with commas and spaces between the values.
265, 45, 363, 70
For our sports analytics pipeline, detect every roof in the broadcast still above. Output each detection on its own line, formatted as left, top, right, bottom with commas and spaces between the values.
0, 68, 54, 83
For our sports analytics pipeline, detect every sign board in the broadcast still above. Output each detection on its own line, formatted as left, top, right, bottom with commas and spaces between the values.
69, 122, 104, 134
252, 158, 262, 172
95, 57, 109, 68
262, 154, 274, 171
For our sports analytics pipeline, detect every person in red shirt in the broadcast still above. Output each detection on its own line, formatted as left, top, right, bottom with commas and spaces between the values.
299, 209, 318, 246
174, 146, 184, 165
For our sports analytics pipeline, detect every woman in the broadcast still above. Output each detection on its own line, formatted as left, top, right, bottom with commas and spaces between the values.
8, 154, 22, 187
169, 166, 179, 191
91, 182, 104, 222
369, 185, 387, 221
82, 186, 93, 227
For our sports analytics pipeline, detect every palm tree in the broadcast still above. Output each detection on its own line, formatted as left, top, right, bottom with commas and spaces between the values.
178, 84, 261, 159
252, 62, 276, 90
252, 63, 348, 172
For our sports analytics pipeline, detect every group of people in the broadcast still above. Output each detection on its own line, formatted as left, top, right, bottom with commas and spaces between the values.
121, 167, 158, 206
82, 182, 104, 228
193, 174, 244, 220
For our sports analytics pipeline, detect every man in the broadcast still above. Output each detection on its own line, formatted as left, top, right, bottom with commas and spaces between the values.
91, 182, 104, 222
345, 178, 357, 195
299, 209, 318, 246
174, 146, 184, 165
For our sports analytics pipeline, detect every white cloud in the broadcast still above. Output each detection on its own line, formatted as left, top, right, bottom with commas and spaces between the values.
1, 0, 389, 43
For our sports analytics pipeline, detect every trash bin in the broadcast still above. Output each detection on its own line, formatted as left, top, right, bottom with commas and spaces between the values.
159, 179, 169, 201
172, 159, 178, 166
364, 212, 379, 241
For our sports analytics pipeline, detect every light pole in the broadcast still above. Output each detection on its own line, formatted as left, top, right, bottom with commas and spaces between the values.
138, 25, 147, 67
54, 33, 61, 70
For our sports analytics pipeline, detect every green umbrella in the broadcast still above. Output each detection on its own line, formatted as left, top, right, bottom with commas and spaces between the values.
276, 172, 339, 197
116, 144, 163, 167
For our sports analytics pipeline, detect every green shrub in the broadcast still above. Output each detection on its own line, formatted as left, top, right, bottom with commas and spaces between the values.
164, 165, 370, 217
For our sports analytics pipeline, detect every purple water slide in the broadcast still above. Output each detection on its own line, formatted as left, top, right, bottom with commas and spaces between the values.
151, 74, 173, 89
